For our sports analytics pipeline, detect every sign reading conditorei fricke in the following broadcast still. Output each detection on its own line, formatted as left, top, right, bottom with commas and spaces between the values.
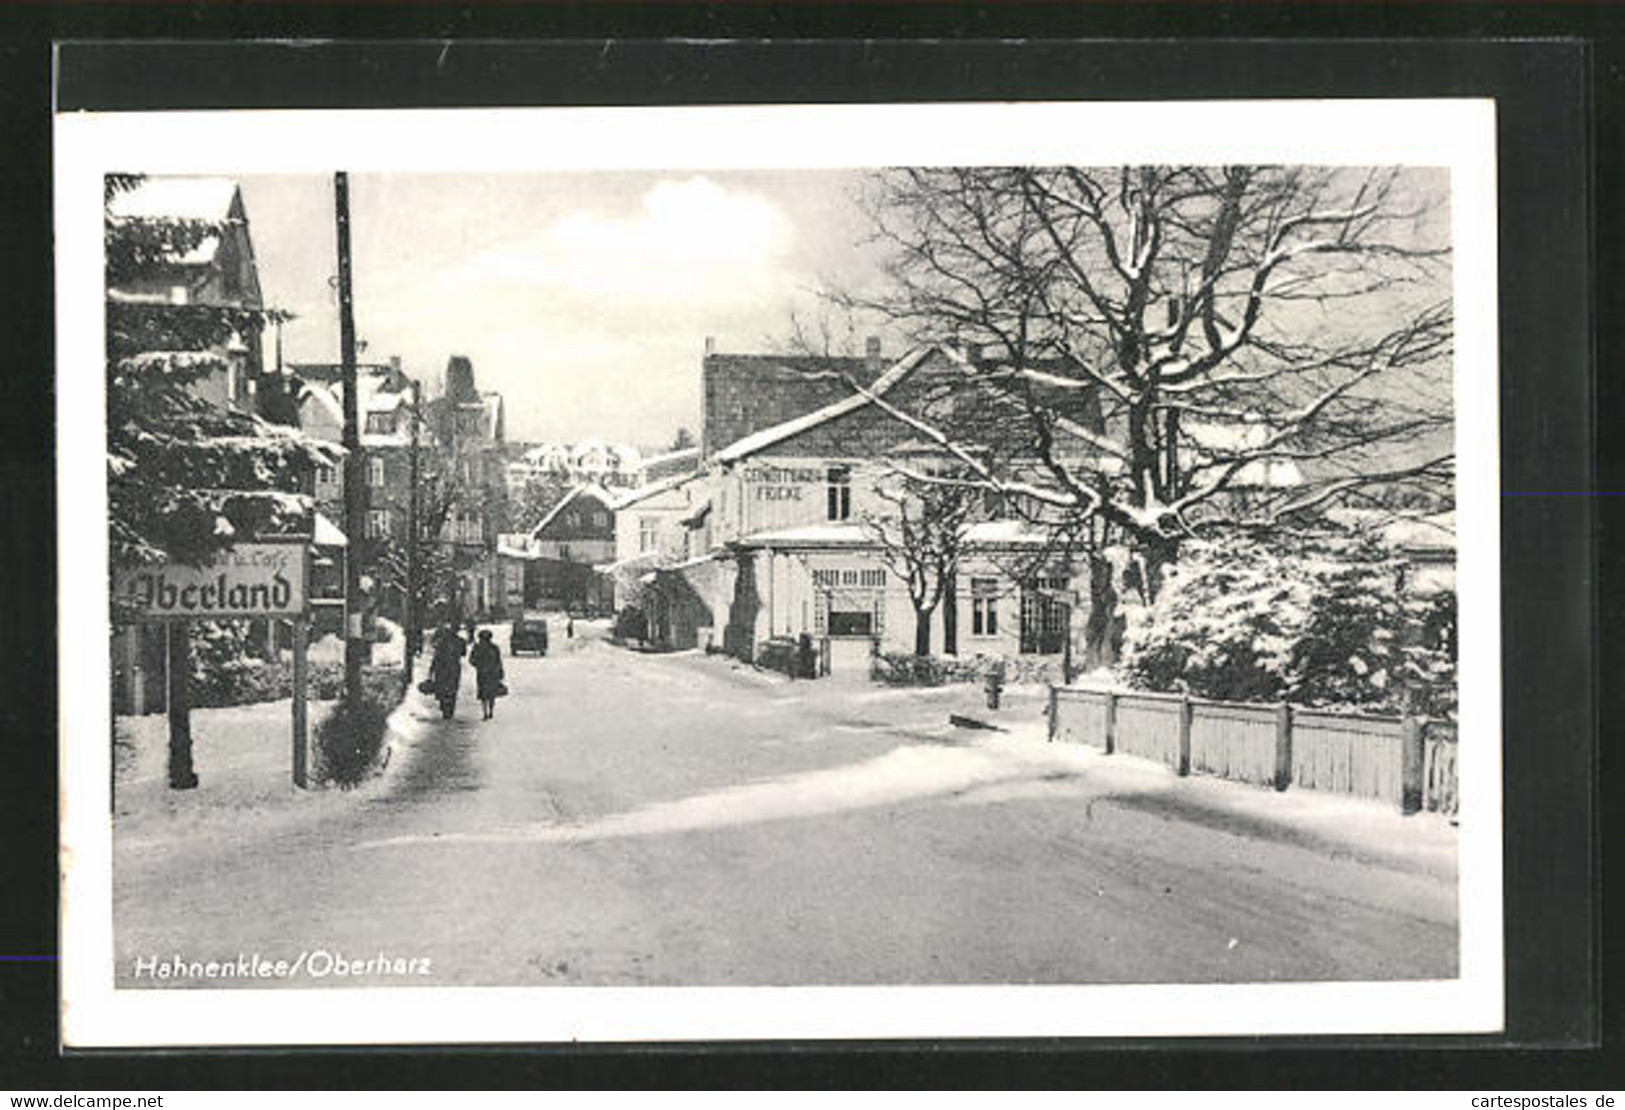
115, 543, 308, 620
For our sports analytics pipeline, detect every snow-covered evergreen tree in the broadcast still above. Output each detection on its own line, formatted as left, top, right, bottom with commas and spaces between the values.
106, 175, 339, 569
106, 174, 341, 787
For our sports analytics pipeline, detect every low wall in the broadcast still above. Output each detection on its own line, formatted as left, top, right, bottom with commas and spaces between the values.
1049, 684, 1456, 815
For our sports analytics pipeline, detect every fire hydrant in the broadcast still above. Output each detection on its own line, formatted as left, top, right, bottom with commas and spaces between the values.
984, 661, 1006, 710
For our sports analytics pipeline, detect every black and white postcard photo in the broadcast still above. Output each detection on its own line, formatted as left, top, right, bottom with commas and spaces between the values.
56, 100, 1502, 1045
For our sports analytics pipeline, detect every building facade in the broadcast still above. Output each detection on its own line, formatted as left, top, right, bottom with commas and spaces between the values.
629, 341, 1100, 675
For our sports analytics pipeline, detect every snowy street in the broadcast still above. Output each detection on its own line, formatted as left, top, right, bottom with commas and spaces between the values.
113, 622, 1458, 988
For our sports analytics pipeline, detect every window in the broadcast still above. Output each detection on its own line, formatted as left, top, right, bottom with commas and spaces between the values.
316, 464, 337, 489
639, 517, 659, 554
455, 511, 481, 544
1019, 576, 1070, 654
364, 412, 396, 435
365, 509, 391, 539
595, 510, 609, 528
972, 578, 999, 637
826, 466, 851, 521
828, 609, 873, 637
369, 457, 386, 488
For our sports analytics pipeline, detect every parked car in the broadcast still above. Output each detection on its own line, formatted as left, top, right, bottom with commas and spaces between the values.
511, 616, 549, 656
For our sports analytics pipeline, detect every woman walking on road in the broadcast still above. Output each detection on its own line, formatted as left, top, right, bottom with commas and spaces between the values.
428, 623, 466, 720
470, 628, 505, 720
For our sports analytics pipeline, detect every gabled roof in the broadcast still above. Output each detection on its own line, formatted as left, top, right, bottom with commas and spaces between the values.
529, 484, 616, 538
711, 346, 945, 464
610, 468, 704, 511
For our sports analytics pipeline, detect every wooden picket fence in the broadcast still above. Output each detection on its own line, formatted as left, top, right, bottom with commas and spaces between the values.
1048, 685, 1458, 815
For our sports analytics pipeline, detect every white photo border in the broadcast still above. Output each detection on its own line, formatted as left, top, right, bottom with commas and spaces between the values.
56, 99, 1503, 1046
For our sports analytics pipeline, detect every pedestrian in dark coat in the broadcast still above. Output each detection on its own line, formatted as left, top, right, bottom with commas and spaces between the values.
429, 624, 466, 720
470, 629, 505, 720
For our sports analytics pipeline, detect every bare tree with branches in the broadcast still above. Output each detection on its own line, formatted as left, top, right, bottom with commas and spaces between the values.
836, 165, 1455, 620
863, 473, 979, 657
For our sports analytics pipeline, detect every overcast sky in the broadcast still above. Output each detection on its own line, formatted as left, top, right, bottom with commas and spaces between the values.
238, 171, 890, 447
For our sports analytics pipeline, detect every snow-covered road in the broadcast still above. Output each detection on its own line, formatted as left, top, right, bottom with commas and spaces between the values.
113, 624, 1458, 987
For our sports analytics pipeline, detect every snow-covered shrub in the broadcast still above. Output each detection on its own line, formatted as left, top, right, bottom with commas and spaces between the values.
314, 679, 402, 788
871, 652, 1062, 687
1120, 535, 1455, 715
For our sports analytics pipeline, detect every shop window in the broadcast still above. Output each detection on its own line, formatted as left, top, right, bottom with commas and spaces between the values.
365, 509, 391, 539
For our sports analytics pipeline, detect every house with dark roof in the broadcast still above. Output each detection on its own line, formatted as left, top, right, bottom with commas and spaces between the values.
632, 341, 1111, 669
106, 176, 268, 415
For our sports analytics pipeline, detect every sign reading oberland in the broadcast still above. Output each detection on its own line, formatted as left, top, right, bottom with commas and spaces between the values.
116, 543, 307, 619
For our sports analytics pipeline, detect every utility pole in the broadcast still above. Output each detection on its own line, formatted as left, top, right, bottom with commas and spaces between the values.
405, 377, 422, 686
335, 172, 366, 711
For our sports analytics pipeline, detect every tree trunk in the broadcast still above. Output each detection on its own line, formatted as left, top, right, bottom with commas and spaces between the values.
165, 622, 198, 790
941, 568, 958, 656
1084, 553, 1121, 668
913, 606, 932, 657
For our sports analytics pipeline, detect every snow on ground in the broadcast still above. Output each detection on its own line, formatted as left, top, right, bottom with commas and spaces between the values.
359, 675, 1454, 883
303, 616, 404, 666
112, 689, 425, 851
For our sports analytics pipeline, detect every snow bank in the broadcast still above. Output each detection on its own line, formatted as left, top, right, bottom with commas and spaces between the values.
359, 708, 1454, 884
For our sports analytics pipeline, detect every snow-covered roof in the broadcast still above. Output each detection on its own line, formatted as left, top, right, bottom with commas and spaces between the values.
736, 518, 1054, 550
108, 177, 241, 266
313, 512, 347, 548
711, 346, 939, 464
611, 468, 704, 510
299, 382, 344, 428
641, 445, 700, 468
963, 520, 1053, 547
529, 484, 616, 537
1182, 417, 1302, 489
735, 523, 872, 548
1326, 508, 1456, 553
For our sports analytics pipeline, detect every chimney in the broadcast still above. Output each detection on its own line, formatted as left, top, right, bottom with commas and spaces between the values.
865, 335, 882, 370
704, 335, 716, 357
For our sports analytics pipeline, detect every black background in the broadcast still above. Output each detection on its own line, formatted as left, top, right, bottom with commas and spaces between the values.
3, 8, 1616, 1090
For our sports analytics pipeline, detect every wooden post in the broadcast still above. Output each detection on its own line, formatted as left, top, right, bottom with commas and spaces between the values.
1176, 695, 1192, 776
1274, 702, 1294, 792
291, 619, 309, 789
1400, 715, 1425, 815
1103, 690, 1117, 755
165, 621, 198, 789
1046, 685, 1058, 743
335, 171, 367, 712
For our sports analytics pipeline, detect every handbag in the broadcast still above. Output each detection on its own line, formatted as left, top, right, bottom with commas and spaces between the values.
494, 681, 509, 698
417, 679, 435, 696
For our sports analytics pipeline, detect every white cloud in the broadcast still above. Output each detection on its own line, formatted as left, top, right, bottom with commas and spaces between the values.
455, 175, 795, 303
